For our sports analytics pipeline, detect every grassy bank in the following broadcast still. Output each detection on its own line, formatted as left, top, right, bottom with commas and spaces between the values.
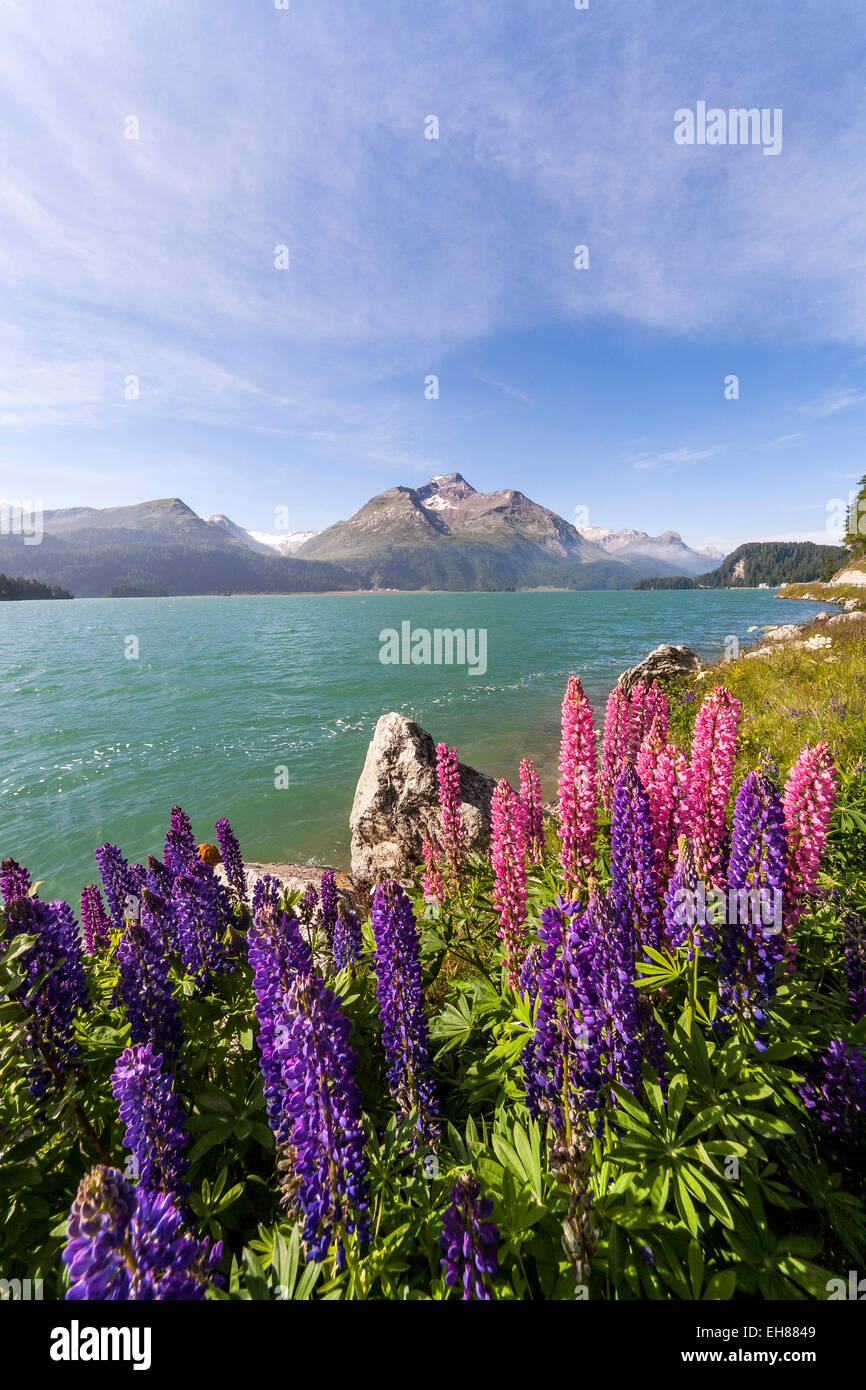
780, 581, 866, 606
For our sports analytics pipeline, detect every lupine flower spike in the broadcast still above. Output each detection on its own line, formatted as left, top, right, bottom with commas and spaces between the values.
439, 1174, 500, 1300
319, 868, 339, 942
435, 742, 465, 888
611, 765, 662, 951
783, 742, 838, 929
371, 882, 439, 1146
268, 973, 370, 1265
491, 778, 529, 987
636, 723, 689, 885
63, 1166, 221, 1300
685, 686, 741, 886
214, 816, 248, 908
519, 757, 545, 861
601, 686, 631, 811
718, 768, 787, 1040
422, 837, 446, 906
0, 865, 88, 1096
557, 676, 598, 886
80, 885, 112, 954
110, 1043, 190, 1203
333, 904, 365, 971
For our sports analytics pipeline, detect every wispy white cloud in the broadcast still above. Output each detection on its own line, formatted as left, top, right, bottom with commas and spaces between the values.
630, 446, 726, 472
799, 391, 866, 417
0, 0, 864, 519
471, 371, 532, 403
758, 433, 801, 449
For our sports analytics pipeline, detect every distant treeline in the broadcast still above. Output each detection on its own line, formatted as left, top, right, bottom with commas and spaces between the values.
631, 575, 695, 590
0, 572, 73, 600
0, 538, 357, 599
696, 541, 846, 588
632, 541, 847, 591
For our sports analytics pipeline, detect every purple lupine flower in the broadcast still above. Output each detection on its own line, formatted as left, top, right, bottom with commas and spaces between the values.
145, 854, 174, 899
16, 897, 89, 1097
171, 862, 232, 990
248, 875, 313, 1133
110, 1043, 189, 1203
718, 768, 787, 1038
319, 868, 338, 942
525, 895, 593, 1132
298, 882, 319, 926
611, 765, 662, 952
518, 943, 541, 1002
371, 881, 439, 1146
116, 913, 182, 1061
140, 884, 176, 955
333, 904, 364, 972
268, 972, 370, 1265
214, 816, 247, 907
163, 831, 196, 877
1, 868, 88, 1096
664, 836, 714, 961
800, 1039, 866, 1144
94, 843, 138, 933
526, 894, 643, 1134
63, 1166, 221, 1300
163, 806, 199, 877
0, 856, 32, 904
170, 804, 196, 846
81, 885, 112, 955
439, 1174, 499, 1300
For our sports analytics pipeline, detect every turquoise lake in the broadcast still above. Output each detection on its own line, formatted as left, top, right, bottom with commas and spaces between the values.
0, 589, 828, 908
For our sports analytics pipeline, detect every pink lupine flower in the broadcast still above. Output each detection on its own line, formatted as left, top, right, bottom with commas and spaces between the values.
557, 676, 598, 883
627, 681, 649, 761
627, 680, 668, 761
491, 778, 528, 987
519, 758, 544, 861
685, 686, 741, 885
645, 681, 669, 744
601, 685, 631, 811
783, 741, 838, 927
422, 837, 446, 906
637, 725, 689, 885
435, 742, 465, 885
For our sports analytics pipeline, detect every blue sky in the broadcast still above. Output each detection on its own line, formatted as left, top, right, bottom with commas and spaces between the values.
0, 0, 864, 552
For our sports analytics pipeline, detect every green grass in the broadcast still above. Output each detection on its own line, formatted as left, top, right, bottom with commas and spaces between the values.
780, 580, 866, 606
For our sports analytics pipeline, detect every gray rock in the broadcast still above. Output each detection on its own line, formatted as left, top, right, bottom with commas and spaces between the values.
617, 643, 701, 695
763, 624, 801, 642
216, 860, 361, 911
827, 610, 866, 626
349, 712, 496, 885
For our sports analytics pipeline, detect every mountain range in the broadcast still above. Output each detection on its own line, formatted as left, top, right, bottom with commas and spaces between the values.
576, 524, 723, 576
0, 474, 726, 597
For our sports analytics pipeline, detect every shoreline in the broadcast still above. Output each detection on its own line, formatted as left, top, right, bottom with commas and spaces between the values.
247, 595, 856, 889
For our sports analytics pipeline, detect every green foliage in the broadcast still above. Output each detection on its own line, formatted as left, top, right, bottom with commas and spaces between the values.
695, 541, 847, 589
0, 572, 72, 600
